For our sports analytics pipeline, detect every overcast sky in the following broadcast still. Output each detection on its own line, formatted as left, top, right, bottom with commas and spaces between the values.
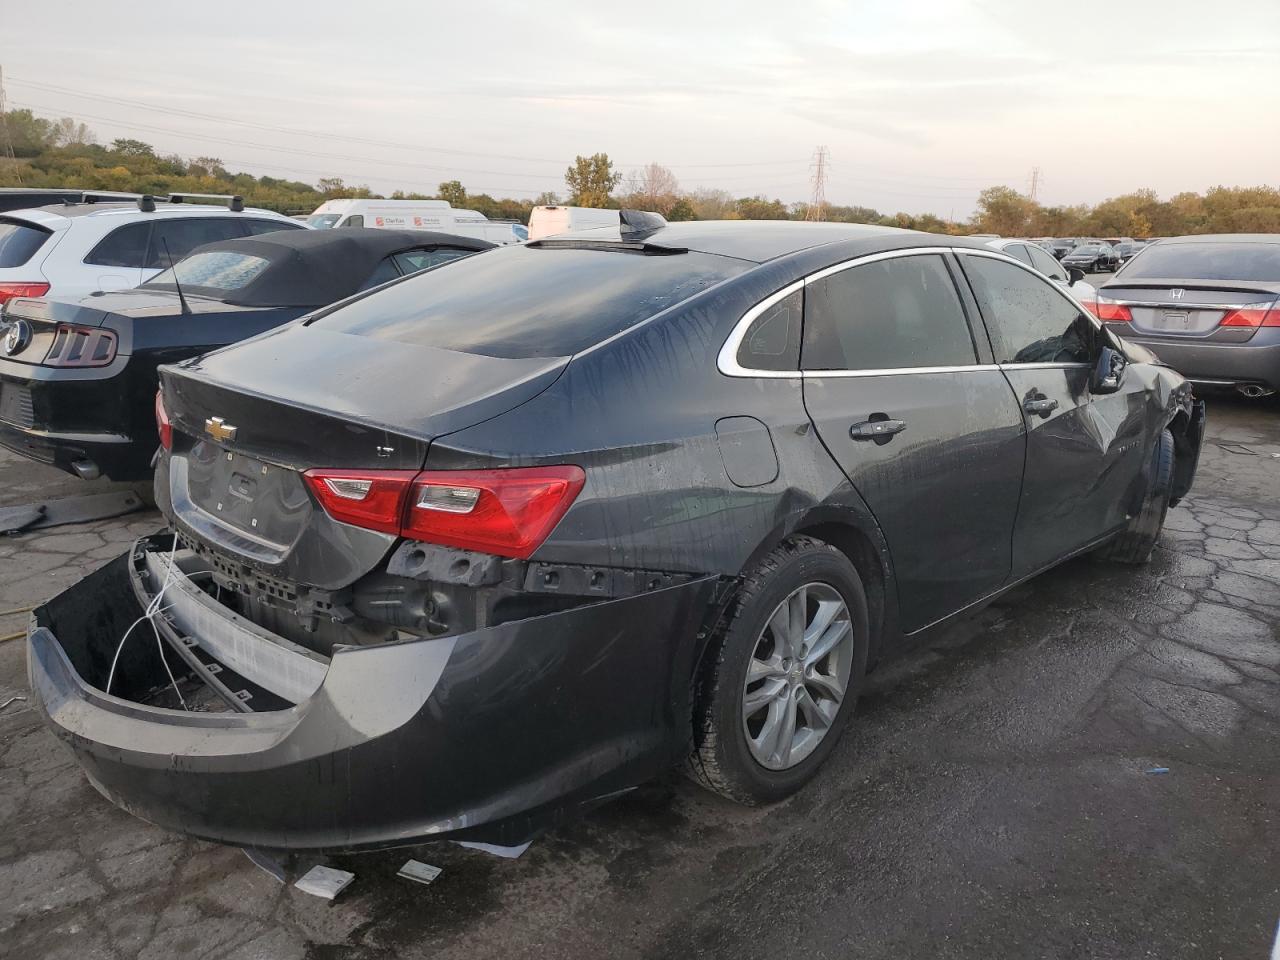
3, 0, 1277, 216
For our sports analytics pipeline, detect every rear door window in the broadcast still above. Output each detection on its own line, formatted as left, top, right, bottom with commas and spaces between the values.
85, 222, 150, 267
1005, 244, 1035, 266
145, 217, 247, 269
243, 218, 303, 236
1027, 244, 1068, 282
312, 244, 748, 359
356, 257, 401, 292
961, 255, 1097, 364
801, 254, 977, 371
0, 219, 52, 267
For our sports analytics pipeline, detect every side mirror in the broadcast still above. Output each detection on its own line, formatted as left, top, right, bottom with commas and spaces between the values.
1091, 345, 1126, 394
1067, 266, 1085, 284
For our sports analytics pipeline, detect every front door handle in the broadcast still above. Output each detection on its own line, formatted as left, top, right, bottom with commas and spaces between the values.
1023, 397, 1059, 417
850, 418, 906, 442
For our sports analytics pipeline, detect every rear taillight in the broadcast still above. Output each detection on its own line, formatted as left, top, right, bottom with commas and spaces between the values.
302, 469, 419, 535
155, 391, 172, 451
1093, 297, 1133, 323
1220, 302, 1280, 328
44, 324, 117, 367
302, 465, 586, 559
0, 282, 50, 304
404, 467, 586, 559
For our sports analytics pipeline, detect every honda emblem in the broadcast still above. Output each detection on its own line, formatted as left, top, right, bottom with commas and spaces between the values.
1170, 288, 1185, 300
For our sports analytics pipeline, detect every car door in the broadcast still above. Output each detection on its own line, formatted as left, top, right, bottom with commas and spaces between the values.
956, 251, 1149, 578
800, 250, 1027, 632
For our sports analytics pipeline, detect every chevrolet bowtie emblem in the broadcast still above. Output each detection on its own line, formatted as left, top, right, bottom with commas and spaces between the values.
204, 417, 238, 442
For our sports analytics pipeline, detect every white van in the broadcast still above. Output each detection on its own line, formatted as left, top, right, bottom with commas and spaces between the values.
307, 199, 524, 244
527, 205, 620, 241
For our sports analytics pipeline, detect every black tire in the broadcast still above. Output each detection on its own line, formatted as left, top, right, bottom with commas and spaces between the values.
1095, 428, 1174, 563
686, 536, 870, 805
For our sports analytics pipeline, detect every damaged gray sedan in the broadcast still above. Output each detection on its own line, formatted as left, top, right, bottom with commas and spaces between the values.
27, 218, 1205, 851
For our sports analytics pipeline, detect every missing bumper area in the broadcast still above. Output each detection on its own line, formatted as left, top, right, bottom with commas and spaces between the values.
34, 534, 329, 713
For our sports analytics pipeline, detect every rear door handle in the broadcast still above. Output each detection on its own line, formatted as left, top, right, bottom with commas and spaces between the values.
1023, 397, 1059, 417
850, 418, 906, 442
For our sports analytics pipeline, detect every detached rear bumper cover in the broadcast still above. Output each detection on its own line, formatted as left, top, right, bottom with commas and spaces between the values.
28, 552, 716, 851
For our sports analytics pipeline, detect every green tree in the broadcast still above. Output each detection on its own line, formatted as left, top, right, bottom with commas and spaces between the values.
735, 195, 789, 220
0, 109, 53, 156
534, 190, 561, 206
666, 198, 696, 221
110, 138, 156, 159
972, 185, 1034, 236
565, 153, 622, 207
437, 180, 467, 206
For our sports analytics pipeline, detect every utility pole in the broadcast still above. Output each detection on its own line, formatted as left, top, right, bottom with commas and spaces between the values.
0, 64, 21, 184
805, 145, 828, 221
1028, 166, 1041, 203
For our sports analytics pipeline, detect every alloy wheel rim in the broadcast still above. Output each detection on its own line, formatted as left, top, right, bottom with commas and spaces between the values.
741, 582, 853, 771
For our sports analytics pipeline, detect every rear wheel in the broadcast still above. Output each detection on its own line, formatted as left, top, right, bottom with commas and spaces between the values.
687, 537, 869, 805
1095, 428, 1174, 563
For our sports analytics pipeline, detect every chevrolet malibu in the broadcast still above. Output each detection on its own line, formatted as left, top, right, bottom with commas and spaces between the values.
28, 218, 1205, 851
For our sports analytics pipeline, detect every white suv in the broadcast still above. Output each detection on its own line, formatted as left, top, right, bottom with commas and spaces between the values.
0, 197, 305, 305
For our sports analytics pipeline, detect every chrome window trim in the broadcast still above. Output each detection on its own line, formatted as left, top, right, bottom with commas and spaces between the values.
716, 279, 806, 379
803, 364, 1000, 379
719, 246, 995, 379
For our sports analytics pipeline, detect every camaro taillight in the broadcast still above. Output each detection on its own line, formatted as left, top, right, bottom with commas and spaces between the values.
155, 391, 172, 451
44, 324, 117, 367
0, 282, 50, 304
1092, 297, 1133, 323
302, 465, 586, 559
1219, 302, 1280, 328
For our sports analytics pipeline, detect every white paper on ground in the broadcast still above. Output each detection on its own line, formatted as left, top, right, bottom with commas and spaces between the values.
294, 865, 355, 899
456, 840, 532, 859
397, 860, 443, 885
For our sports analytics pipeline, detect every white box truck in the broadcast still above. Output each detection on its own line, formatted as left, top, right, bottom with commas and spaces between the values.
527, 205, 620, 241
306, 199, 524, 244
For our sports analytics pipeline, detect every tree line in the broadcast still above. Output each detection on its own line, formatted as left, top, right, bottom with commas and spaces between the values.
2, 110, 1277, 236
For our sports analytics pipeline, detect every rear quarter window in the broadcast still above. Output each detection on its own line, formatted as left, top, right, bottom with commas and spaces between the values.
311, 244, 748, 358
1121, 242, 1280, 282
0, 218, 52, 267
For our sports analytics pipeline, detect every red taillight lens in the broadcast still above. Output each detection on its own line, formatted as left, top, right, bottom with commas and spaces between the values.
0, 282, 50, 304
155, 391, 172, 451
303, 464, 586, 558
403, 467, 586, 559
1093, 298, 1133, 323
44, 324, 117, 367
302, 469, 419, 535
1220, 302, 1280, 328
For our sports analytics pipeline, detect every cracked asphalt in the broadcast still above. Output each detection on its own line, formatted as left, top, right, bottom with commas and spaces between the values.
1, 392, 1277, 960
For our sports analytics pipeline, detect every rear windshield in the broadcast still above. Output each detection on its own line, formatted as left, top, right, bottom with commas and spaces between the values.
0, 218, 52, 268
310, 244, 749, 358
1121, 242, 1280, 282
142, 251, 271, 294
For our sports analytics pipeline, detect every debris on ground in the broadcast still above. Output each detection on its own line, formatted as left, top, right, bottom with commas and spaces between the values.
0, 695, 27, 711
397, 860, 443, 886
456, 840, 532, 859
242, 847, 288, 883
0, 490, 144, 536
295, 865, 355, 900
1147, 767, 1171, 775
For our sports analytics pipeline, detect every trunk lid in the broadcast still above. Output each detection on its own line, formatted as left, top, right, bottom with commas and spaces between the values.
158, 323, 569, 587
1099, 280, 1278, 342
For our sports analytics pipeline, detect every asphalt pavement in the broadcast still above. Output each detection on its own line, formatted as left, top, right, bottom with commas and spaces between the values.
0, 390, 1277, 960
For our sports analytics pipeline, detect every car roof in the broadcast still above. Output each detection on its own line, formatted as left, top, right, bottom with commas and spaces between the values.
150, 228, 494, 307
1157, 234, 1280, 245
554, 220, 990, 264
4, 202, 284, 222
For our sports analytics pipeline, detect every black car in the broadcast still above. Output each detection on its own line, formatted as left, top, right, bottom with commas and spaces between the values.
0, 228, 492, 481
1113, 241, 1147, 265
29, 219, 1204, 851
1062, 241, 1120, 273
1047, 238, 1077, 260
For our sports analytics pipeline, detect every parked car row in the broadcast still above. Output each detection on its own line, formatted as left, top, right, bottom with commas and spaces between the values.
20, 213, 1205, 853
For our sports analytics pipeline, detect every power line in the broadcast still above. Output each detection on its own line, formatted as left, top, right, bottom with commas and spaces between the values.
1028, 166, 1042, 201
